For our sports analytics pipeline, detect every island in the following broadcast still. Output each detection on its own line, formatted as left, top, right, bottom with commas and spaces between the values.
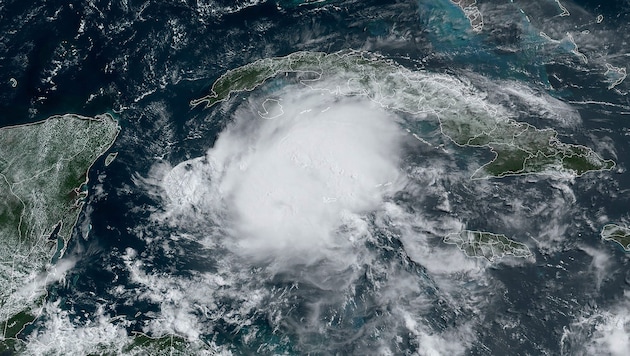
450, 0, 484, 32
443, 230, 532, 261
191, 50, 614, 179
125, 333, 208, 355
601, 224, 630, 251
0, 113, 119, 338
104, 152, 118, 166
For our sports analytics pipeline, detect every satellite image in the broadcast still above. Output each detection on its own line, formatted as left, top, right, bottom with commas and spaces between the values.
0, 0, 629, 354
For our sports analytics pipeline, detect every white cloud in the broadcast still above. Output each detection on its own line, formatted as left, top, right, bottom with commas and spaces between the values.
128, 74, 565, 354
24, 302, 129, 355
495, 80, 582, 128
396, 305, 472, 356
579, 245, 612, 289
565, 292, 630, 356
585, 308, 630, 356
22, 298, 230, 355
160, 88, 407, 269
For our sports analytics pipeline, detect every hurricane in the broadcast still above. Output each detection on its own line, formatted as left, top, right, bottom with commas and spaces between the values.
1, 0, 630, 355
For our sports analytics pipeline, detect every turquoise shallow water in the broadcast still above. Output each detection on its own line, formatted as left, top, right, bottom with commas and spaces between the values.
1, 0, 630, 354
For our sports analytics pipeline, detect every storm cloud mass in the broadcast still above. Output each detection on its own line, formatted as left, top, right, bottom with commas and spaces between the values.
161, 87, 408, 265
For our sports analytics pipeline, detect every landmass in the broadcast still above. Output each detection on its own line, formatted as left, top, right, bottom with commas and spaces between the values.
191, 50, 614, 179
601, 224, 630, 251
450, 0, 484, 32
3, 330, 216, 355
443, 230, 532, 261
554, 0, 570, 17
604, 63, 627, 90
0, 114, 119, 337
125, 333, 214, 355
105, 152, 118, 166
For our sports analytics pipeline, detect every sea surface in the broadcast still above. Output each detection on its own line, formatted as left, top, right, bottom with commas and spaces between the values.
1, 0, 630, 354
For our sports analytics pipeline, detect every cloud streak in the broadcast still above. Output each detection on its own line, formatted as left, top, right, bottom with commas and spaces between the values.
130, 80, 520, 354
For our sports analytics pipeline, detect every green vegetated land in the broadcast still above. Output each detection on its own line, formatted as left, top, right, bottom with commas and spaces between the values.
0, 113, 119, 337
124, 333, 221, 355
443, 230, 532, 261
601, 224, 630, 251
192, 50, 614, 179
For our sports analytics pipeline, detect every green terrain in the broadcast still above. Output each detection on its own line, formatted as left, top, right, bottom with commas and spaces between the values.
0, 114, 119, 337
443, 230, 532, 261
192, 50, 614, 179
601, 224, 630, 251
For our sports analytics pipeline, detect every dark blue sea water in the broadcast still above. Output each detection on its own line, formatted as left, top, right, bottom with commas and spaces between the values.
2, 0, 630, 354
